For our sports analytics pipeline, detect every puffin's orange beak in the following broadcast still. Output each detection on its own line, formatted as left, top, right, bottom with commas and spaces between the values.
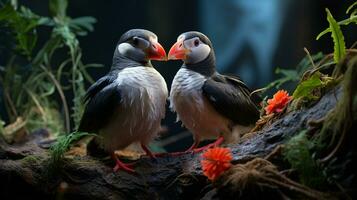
168, 39, 189, 60
147, 41, 167, 61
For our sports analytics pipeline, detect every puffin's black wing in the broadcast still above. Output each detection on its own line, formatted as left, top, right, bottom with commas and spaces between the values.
202, 74, 260, 126
78, 73, 121, 133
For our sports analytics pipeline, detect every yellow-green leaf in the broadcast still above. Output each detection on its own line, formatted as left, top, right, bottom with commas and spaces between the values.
326, 9, 346, 63
293, 73, 323, 100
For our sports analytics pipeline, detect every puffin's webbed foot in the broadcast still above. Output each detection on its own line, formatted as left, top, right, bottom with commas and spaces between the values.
140, 143, 156, 158
112, 153, 135, 173
192, 136, 224, 153
167, 140, 200, 156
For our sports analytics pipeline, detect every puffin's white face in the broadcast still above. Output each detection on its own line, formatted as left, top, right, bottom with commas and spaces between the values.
168, 35, 211, 64
117, 35, 166, 62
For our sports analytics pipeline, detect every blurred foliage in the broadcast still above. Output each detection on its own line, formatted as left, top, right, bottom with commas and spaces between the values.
283, 131, 327, 188
0, 3, 51, 57
261, 52, 324, 94
0, 0, 102, 136
0, 118, 4, 135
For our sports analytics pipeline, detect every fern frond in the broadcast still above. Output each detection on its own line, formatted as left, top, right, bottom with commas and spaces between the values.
326, 9, 346, 63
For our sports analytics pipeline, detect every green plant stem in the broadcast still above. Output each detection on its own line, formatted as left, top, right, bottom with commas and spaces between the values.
71, 47, 81, 129
3, 88, 18, 119
39, 65, 70, 133
24, 88, 46, 121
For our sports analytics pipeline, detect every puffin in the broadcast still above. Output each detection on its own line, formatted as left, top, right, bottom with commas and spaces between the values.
168, 31, 260, 153
78, 29, 168, 172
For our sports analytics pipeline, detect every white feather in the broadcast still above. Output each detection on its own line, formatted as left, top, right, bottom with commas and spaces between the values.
99, 67, 168, 152
170, 68, 233, 142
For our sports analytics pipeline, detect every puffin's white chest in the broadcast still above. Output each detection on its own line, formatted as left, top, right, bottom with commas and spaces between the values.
101, 67, 168, 151
116, 66, 168, 101
170, 68, 231, 140
170, 68, 206, 113
115, 66, 168, 122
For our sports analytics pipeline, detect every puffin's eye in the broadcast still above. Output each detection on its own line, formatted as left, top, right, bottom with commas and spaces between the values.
132, 37, 139, 46
194, 39, 200, 47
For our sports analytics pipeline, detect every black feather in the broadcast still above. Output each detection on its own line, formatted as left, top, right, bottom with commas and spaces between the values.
78, 72, 121, 133
202, 73, 260, 126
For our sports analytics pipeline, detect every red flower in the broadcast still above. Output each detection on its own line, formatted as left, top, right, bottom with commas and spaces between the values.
265, 90, 292, 115
201, 147, 233, 181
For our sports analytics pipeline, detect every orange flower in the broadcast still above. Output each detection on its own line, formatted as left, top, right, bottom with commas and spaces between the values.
265, 90, 292, 115
201, 147, 233, 181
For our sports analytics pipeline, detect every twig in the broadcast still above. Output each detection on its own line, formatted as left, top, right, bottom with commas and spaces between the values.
319, 127, 346, 163
268, 168, 331, 199
334, 182, 352, 200
301, 54, 334, 80
264, 145, 284, 161
350, 41, 357, 49
304, 47, 316, 68
346, 49, 357, 53
260, 176, 324, 199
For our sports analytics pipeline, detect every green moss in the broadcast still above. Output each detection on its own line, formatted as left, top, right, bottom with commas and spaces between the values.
21, 155, 43, 166
283, 131, 327, 188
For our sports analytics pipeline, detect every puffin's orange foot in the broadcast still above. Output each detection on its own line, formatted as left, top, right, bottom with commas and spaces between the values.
193, 136, 224, 153
113, 160, 135, 173
112, 153, 135, 173
141, 143, 156, 159
166, 140, 202, 156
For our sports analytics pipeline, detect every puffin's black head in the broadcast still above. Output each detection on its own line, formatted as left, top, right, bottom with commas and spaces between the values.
168, 31, 214, 65
114, 29, 166, 64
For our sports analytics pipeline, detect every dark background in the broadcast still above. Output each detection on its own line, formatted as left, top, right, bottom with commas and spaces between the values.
1, 0, 356, 151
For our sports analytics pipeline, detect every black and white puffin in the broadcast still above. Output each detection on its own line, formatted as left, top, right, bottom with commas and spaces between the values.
78, 29, 168, 172
168, 31, 260, 153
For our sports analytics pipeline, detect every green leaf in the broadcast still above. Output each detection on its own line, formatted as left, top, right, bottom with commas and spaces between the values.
346, 1, 357, 14
262, 52, 324, 92
326, 9, 346, 63
293, 73, 323, 100
70, 16, 97, 31
316, 16, 357, 40
49, 0, 67, 19
0, 4, 17, 21
0, 4, 52, 57
316, 29, 330, 40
